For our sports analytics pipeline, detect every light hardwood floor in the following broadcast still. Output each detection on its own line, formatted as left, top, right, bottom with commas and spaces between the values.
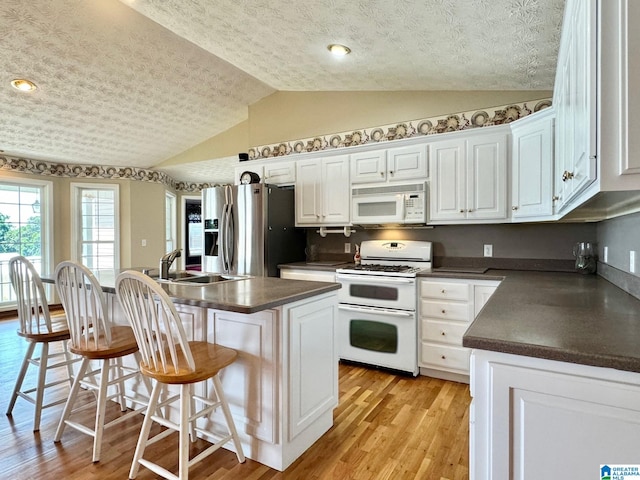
0, 317, 470, 479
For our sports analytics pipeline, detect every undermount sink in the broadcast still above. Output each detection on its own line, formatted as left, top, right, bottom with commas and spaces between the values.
149, 270, 247, 285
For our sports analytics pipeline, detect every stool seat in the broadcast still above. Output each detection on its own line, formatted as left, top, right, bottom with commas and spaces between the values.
141, 342, 237, 384
69, 325, 139, 359
16, 313, 71, 343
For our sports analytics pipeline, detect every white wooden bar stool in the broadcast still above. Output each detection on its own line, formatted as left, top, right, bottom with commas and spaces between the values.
116, 270, 245, 480
53, 261, 150, 463
6, 256, 78, 432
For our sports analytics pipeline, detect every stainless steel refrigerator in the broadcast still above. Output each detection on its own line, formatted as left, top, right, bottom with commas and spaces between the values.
202, 184, 305, 276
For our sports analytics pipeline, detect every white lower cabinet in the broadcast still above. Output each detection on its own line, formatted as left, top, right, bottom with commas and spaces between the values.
280, 268, 336, 282
419, 278, 499, 381
470, 350, 640, 480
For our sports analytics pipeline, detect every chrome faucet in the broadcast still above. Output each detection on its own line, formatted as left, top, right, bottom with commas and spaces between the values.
159, 248, 182, 280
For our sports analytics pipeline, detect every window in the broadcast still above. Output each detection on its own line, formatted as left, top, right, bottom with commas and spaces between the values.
0, 179, 53, 308
71, 183, 119, 272
165, 191, 176, 254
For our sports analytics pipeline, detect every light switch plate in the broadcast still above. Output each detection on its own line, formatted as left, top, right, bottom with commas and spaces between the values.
483, 244, 493, 257
344, 243, 351, 254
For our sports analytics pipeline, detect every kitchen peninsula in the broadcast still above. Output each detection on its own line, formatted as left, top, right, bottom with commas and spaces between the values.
47, 270, 341, 471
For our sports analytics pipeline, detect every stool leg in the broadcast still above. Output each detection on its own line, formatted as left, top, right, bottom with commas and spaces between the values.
55, 357, 90, 442
92, 359, 111, 462
63, 340, 75, 386
129, 380, 161, 480
179, 383, 190, 480
33, 342, 49, 432
212, 375, 245, 463
6, 341, 36, 416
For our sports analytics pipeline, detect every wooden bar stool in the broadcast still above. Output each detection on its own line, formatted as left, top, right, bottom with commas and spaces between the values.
53, 261, 150, 463
116, 270, 245, 480
6, 256, 78, 432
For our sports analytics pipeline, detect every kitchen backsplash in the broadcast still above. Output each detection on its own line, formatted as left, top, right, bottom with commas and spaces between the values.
306, 222, 598, 271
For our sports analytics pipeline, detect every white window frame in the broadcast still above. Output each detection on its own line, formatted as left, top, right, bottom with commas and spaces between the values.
0, 177, 53, 310
165, 191, 177, 255
71, 182, 120, 270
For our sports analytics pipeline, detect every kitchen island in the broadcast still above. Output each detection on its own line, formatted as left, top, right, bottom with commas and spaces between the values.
461, 270, 640, 480
48, 269, 341, 471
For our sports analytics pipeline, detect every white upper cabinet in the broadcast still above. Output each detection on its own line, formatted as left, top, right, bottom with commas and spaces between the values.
553, 0, 597, 213
262, 160, 296, 185
295, 155, 350, 226
350, 145, 426, 184
429, 130, 508, 223
511, 109, 555, 220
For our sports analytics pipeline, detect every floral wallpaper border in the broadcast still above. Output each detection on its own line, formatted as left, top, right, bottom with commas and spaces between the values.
1, 98, 551, 192
249, 99, 552, 160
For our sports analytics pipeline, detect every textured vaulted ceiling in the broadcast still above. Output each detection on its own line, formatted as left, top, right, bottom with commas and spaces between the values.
0, 0, 564, 178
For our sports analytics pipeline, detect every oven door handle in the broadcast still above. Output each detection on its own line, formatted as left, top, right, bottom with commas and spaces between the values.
335, 274, 414, 284
338, 304, 415, 317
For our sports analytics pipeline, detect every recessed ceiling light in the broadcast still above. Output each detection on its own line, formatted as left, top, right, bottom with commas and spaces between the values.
11, 79, 37, 92
327, 44, 351, 56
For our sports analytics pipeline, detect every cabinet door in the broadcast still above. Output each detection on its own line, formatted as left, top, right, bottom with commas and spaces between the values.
295, 159, 322, 224
350, 150, 387, 183
288, 295, 338, 440
467, 133, 508, 220
553, 0, 596, 211
263, 161, 295, 185
321, 155, 350, 224
473, 285, 497, 318
207, 309, 277, 443
429, 139, 466, 221
511, 114, 554, 219
387, 145, 427, 181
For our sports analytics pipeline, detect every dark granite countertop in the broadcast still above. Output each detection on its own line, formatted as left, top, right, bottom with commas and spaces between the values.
462, 270, 640, 373
44, 268, 340, 314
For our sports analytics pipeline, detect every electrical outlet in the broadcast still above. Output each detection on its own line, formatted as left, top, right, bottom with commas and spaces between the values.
344, 243, 351, 254
141, 239, 147, 247
631, 251, 636, 273
603, 246, 608, 263
483, 244, 493, 257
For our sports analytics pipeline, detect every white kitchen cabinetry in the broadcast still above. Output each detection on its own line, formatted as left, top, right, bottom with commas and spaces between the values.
429, 130, 508, 223
553, 0, 597, 213
419, 278, 499, 382
280, 268, 336, 282
295, 155, 350, 226
263, 160, 296, 185
470, 350, 640, 480
552, 0, 640, 217
511, 109, 554, 220
350, 145, 426, 184
235, 160, 295, 186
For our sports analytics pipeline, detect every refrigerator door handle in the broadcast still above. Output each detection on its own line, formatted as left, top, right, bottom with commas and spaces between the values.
221, 203, 230, 272
226, 202, 234, 270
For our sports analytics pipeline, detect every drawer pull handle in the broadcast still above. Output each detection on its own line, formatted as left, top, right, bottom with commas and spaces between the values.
441, 309, 446, 314
441, 331, 446, 336
441, 355, 446, 360
441, 289, 446, 293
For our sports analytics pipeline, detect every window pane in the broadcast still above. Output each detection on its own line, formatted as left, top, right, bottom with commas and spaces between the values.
76, 185, 118, 271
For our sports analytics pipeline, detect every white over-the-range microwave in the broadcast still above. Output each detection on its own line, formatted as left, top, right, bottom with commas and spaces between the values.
351, 181, 427, 225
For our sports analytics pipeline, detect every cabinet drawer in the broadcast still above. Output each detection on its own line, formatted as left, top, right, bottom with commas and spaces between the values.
421, 319, 468, 345
421, 281, 470, 301
420, 343, 470, 373
421, 299, 471, 322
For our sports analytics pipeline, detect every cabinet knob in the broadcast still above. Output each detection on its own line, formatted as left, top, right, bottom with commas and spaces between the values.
552, 195, 560, 201
562, 170, 574, 182
441, 331, 446, 336
441, 309, 446, 314
512, 206, 518, 210
441, 289, 446, 293
468, 209, 473, 213
380, 172, 384, 177
389, 171, 394, 176
459, 209, 465, 213
441, 355, 446, 360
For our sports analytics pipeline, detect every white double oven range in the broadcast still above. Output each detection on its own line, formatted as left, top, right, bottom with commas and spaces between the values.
336, 240, 432, 376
